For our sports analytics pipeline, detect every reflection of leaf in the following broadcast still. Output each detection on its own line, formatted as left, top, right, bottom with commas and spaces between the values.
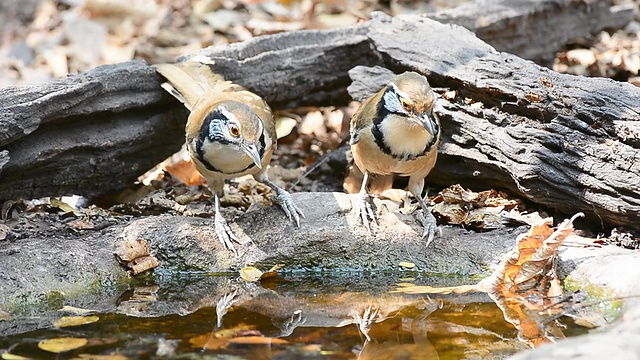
54, 315, 99, 328
477, 213, 584, 348
240, 267, 263, 282
72, 354, 128, 360
38, 337, 88, 353
392, 283, 478, 295
228, 337, 289, 345
189, 323, 257, 350
2, 353, 30, 360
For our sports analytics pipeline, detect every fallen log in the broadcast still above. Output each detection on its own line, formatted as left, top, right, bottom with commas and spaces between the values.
0, 12, 638, 230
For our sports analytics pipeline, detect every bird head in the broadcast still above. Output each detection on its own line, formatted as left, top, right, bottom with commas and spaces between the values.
381, 72, 440, 138
203, 100, 264, 169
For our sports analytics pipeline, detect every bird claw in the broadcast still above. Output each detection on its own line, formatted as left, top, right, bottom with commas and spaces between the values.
214, 211, 239, 255
355, 305, 379, 342
279, 310, 306, 337
354, 193, 377, 233
272, 187, 305, 227
415, 209, 439, 247
216, 289, 238, 328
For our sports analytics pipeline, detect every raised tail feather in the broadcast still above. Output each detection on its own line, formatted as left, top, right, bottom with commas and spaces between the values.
153, 62, 227, 111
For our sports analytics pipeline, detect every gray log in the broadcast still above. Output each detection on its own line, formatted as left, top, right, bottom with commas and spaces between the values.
1, 11, 638, 230
427, 0, 636, 65
0, 62, 187, 200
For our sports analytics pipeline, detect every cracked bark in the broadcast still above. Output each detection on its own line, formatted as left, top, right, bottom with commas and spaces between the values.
0, 10, 638, 230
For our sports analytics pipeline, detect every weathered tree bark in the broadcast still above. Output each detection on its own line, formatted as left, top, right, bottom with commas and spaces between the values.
1, 11, 639, 229
0, 62, 187, 200
427, 0, 636, 65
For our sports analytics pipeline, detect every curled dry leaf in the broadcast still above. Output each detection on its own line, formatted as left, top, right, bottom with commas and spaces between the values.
240, 267, 263, 282
114, 239, 159, 276
431, 184, 521, 229
114, 238, 150, 263
128, 256, 160, 276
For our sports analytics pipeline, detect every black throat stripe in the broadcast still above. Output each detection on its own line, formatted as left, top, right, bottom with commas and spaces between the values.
372, 111, 440, 161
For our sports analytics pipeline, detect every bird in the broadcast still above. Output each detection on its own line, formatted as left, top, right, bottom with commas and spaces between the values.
154, 61, 304, 254
348, 71, 440, 245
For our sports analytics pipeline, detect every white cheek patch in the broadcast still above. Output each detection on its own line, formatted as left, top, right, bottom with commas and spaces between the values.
383, 83, 410, 115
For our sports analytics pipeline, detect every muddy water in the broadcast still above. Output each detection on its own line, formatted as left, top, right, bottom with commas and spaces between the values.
0, 273, 584, 359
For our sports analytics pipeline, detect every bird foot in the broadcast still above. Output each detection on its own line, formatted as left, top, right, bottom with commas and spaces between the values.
214, 211, 239, 255
216, 289, 238, 328
279, 310, 306, 337
271, 187, 305, 227
354, 193, 377, 233
355, 305, 379, 342
415, 209, 439, 247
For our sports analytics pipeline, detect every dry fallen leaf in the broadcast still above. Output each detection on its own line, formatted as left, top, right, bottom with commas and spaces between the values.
398, 261, 415, 269
58, 306, 97, 315
240, 267, 264, 282
128, 256, 160, 276
38, 337, 88, 353
114, 239, 150, 262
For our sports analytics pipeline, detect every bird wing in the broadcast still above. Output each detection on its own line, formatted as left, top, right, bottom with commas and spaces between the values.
154, 62, 228, 111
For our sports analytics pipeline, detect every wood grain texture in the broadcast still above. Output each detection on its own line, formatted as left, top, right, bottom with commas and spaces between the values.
427, 0, 636, 64
0, 9, 638, 231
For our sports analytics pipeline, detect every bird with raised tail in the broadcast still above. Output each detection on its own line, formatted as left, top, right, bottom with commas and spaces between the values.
154, 61, 304, 254
348, 71, 441, 245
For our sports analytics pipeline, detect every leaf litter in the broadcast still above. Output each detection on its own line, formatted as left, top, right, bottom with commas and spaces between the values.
392, 212, 607, 348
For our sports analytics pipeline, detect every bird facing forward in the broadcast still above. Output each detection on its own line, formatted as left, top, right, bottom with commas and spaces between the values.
154, 61, 304, 254
349, 71, 440, 244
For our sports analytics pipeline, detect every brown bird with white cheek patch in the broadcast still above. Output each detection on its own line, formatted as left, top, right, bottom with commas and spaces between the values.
349, 71, 441, 244
154, 61, 304, 254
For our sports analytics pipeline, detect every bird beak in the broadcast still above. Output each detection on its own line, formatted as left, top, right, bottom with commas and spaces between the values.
419, 112, 438, 136
241, 143, 262, 169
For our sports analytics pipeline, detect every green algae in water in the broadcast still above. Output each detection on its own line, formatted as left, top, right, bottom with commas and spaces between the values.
0, 273, 587, 359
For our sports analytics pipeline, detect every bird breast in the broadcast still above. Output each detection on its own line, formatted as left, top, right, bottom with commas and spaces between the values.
352, 130, 438, 179
191, 139, 258, 179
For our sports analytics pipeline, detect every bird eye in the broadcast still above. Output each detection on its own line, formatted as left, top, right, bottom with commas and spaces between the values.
400, 98, 412, 112
229, 125, 240, 137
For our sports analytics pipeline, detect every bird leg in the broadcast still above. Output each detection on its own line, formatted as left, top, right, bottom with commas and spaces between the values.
354, 171, 377, 233
414, 195, 438, 247
278, 310, 306, 337
215, 289, 238, 328
261, 179, 305, 226
213, 193, 239, 255
355, 305, 379, 342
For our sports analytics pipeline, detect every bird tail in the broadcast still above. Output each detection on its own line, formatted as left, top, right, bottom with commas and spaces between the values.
153, 61, 228, 111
